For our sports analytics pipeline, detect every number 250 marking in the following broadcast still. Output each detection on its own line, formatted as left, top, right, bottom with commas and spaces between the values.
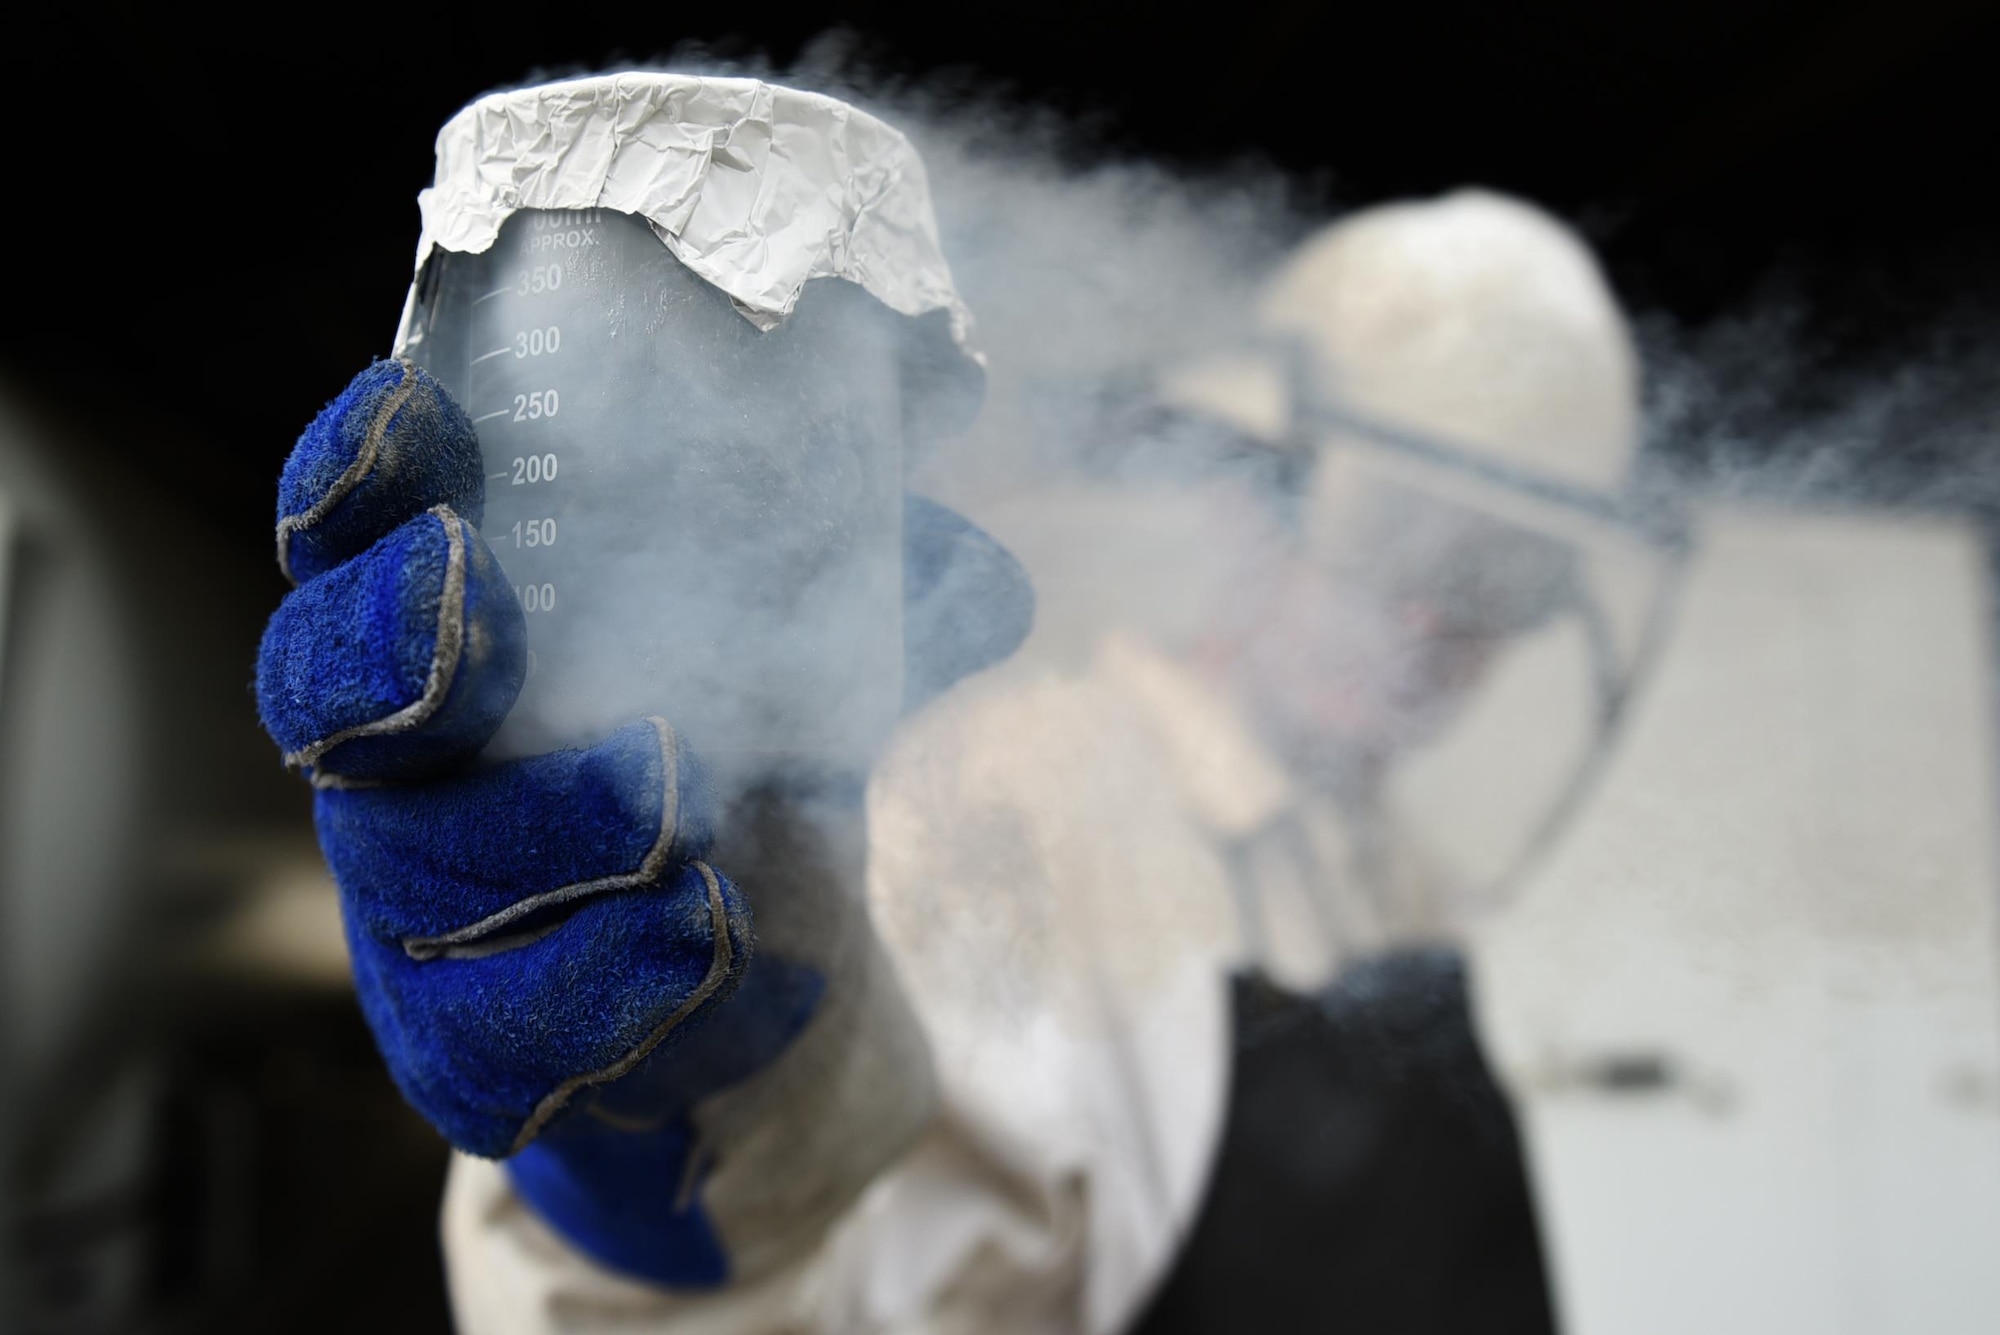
513, 390, 559, 421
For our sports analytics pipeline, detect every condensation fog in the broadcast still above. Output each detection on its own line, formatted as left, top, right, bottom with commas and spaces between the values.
457, 40, 2000, 929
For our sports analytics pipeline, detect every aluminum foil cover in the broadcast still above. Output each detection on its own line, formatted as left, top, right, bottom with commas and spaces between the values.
395, 73, 976, 358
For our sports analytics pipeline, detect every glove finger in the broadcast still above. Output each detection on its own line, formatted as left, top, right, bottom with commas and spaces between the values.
257, 506, 525, 782
277, 359, 485, 585
901, 493, 1035, 712
315, 717, 716, 953
346, 857, 751, 1158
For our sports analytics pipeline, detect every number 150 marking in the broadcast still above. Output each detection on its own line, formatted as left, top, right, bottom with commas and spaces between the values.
510, 518, 556, 548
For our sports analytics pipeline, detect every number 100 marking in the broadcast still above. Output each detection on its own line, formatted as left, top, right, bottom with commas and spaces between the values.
514, 583, 556, 613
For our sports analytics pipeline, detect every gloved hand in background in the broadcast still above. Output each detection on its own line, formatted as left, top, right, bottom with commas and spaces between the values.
255, 361, 1031, 1288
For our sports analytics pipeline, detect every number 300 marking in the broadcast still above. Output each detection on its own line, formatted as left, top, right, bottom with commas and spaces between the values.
514, 326, 561, 358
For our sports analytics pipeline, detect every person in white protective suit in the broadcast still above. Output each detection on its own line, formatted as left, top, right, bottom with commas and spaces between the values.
1167, 196, 2000, 1335
439, 182, 1666, 1334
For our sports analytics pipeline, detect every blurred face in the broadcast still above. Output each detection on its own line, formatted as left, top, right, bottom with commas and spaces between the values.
1195, 469, 1575, 785
1214, 554, 1501, 777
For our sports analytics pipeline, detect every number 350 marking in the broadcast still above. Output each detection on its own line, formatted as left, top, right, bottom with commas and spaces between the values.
515, 265, 562, 295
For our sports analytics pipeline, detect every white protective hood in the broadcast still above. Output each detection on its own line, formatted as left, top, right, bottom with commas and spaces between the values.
394, 72, 977, 359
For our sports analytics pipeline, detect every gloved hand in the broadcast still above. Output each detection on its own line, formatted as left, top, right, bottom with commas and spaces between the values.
256, 360, 1030, 1287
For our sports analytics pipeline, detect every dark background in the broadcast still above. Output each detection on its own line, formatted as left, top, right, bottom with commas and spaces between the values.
8, 0, 2000, 563
5, 3, 1999, 1330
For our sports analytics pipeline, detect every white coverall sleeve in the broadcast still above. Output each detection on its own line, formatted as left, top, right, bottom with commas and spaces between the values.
439, 667, 1239, 1335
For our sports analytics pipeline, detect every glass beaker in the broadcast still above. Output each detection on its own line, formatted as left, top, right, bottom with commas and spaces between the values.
402, 207, 909, 787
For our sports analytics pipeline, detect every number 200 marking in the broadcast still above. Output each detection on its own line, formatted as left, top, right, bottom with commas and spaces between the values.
511, 453, 557, 485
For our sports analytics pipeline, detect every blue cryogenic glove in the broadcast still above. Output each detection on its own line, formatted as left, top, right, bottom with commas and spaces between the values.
255, 360, 1029, 1288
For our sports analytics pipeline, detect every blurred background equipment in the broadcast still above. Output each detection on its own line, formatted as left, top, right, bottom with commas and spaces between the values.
0, 386, 452, 1333
1473, 506, 2000, 1334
